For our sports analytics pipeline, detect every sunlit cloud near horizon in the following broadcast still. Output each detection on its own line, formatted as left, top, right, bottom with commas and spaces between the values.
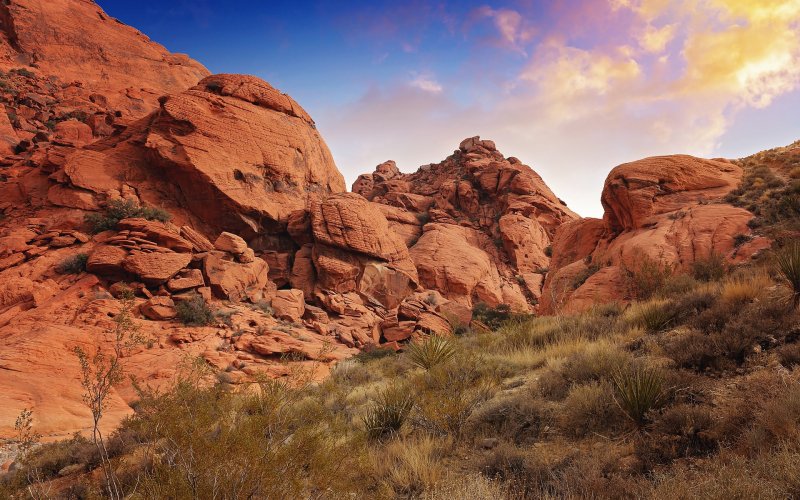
99, 0, 800, 217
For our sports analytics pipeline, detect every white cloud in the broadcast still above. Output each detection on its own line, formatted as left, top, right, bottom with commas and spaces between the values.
409, 73, 443, 93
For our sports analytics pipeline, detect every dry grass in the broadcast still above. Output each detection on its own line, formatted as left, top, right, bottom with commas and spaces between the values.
7, 248, 800, 499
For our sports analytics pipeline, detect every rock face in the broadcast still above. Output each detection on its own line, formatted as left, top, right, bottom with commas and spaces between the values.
353, 136, 578, 310
145, 74, 346, 236
0, 0, 209, 117
541, 155, 770, 313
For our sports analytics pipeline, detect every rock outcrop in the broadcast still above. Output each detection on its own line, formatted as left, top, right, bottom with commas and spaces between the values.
353, 136, 578, 309
541, 155, 771, 313
0, 0, 209, 117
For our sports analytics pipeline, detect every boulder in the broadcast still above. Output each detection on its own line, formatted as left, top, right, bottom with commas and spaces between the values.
86, 245, 128, 276
601, 155, 742, 232
143, 74, 345, 237
271, 289, 306, 322
140, 296, 177, 321
203, 252, 269, 302
166, 269, 205, 292
122, 252, 192, 285
214, 231, 248, 255
53, 120, 93, 147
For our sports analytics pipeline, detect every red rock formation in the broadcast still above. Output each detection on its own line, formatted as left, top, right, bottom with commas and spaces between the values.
353, 136, 578, 310
541, 155, 770, 313
0, 0, 209, 117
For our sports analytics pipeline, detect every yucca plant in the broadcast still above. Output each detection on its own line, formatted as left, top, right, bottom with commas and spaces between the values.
776, 243, 800, 309
627, 300, 678, 333
362, 385, 414, 440
612, 364, 666, 426
405, 335, 457, 370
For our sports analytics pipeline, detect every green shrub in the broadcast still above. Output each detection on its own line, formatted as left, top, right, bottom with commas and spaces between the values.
691, 253, 727, 282
175, 294, 214, 326
472, 302, 512, 329
406, 335, 457, 370
626, 300, 678, 333
624, 255, 673, 299
776, 243, 800, 308
85, 199, 172, 233
571, 263, 601, 289
612, 364, 666, 426
57, 253, 88, 274
362, 385, 414, 440
12, 67, 34, 78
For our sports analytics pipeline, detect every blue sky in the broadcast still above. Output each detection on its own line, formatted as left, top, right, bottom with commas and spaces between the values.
97, 0, 800, 217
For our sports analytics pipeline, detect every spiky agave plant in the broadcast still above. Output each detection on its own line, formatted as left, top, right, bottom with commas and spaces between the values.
362, 385, 414, 440
776, 243, 800, 309
612, 364, 666, 426
405, 335, 457, 370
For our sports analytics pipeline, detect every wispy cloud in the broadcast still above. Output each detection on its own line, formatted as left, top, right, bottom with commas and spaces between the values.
409, 72, 443, 93
319, 0, 800, 217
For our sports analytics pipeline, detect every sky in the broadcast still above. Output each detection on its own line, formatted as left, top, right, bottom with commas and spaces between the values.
97, 0, 800, 217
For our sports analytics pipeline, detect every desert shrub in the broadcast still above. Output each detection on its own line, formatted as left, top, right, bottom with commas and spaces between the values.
571, 262, 601, 289
85, 199, 172, 233
126, 378, 365, 499
465, 391, 551, 444
719, 272, 772, 304
354, 347, 398, 363
739, 383, 800, 455
638, 404, 717, 467
776, 242, 800, 308
56, 252, 88, 274
777, 343, 800, 368
536, 368, 571, 400
362, 384, 414, 440
15, 434, 99, 480
658, 273, 699, 298
558, 380, 623, 437
544, 245, 553, 257
412, 361, 494, 437
624, 255, 673, 299
472, 302, 512, 329
371, 436, 448, 497
625, 300, 679, 333
691, 253, 727, 282
406, 335, 457, 370
175, 294, 214, 326
12, 67, 34, 78
558, 342, 633, 386
478, 444, 550, 496
661, 329, 720, 370
612, 363, 666, 426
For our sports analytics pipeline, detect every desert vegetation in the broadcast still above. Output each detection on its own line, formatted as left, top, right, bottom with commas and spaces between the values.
85, 199, 172, 234
3, 241, 800, 499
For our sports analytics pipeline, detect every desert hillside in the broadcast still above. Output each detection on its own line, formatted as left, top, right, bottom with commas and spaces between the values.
1, 1, 800, 498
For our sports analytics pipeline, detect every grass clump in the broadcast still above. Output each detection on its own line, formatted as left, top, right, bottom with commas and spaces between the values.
406, 335, 457, 370
691, 253, 727, 282
56, 253, 88, 274
612, 363, 666, 426
362, 385, 414, 440
175, 294, 214, 326
626, 299, 678, 332
85, 199, 172, 233
776, 243, 800, 308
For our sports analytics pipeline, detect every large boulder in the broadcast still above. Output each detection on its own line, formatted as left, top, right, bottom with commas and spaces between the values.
542, 155, 769, 313
601, 155, 742, 233
143, 74, 346, 237
203, 252, 270, 302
